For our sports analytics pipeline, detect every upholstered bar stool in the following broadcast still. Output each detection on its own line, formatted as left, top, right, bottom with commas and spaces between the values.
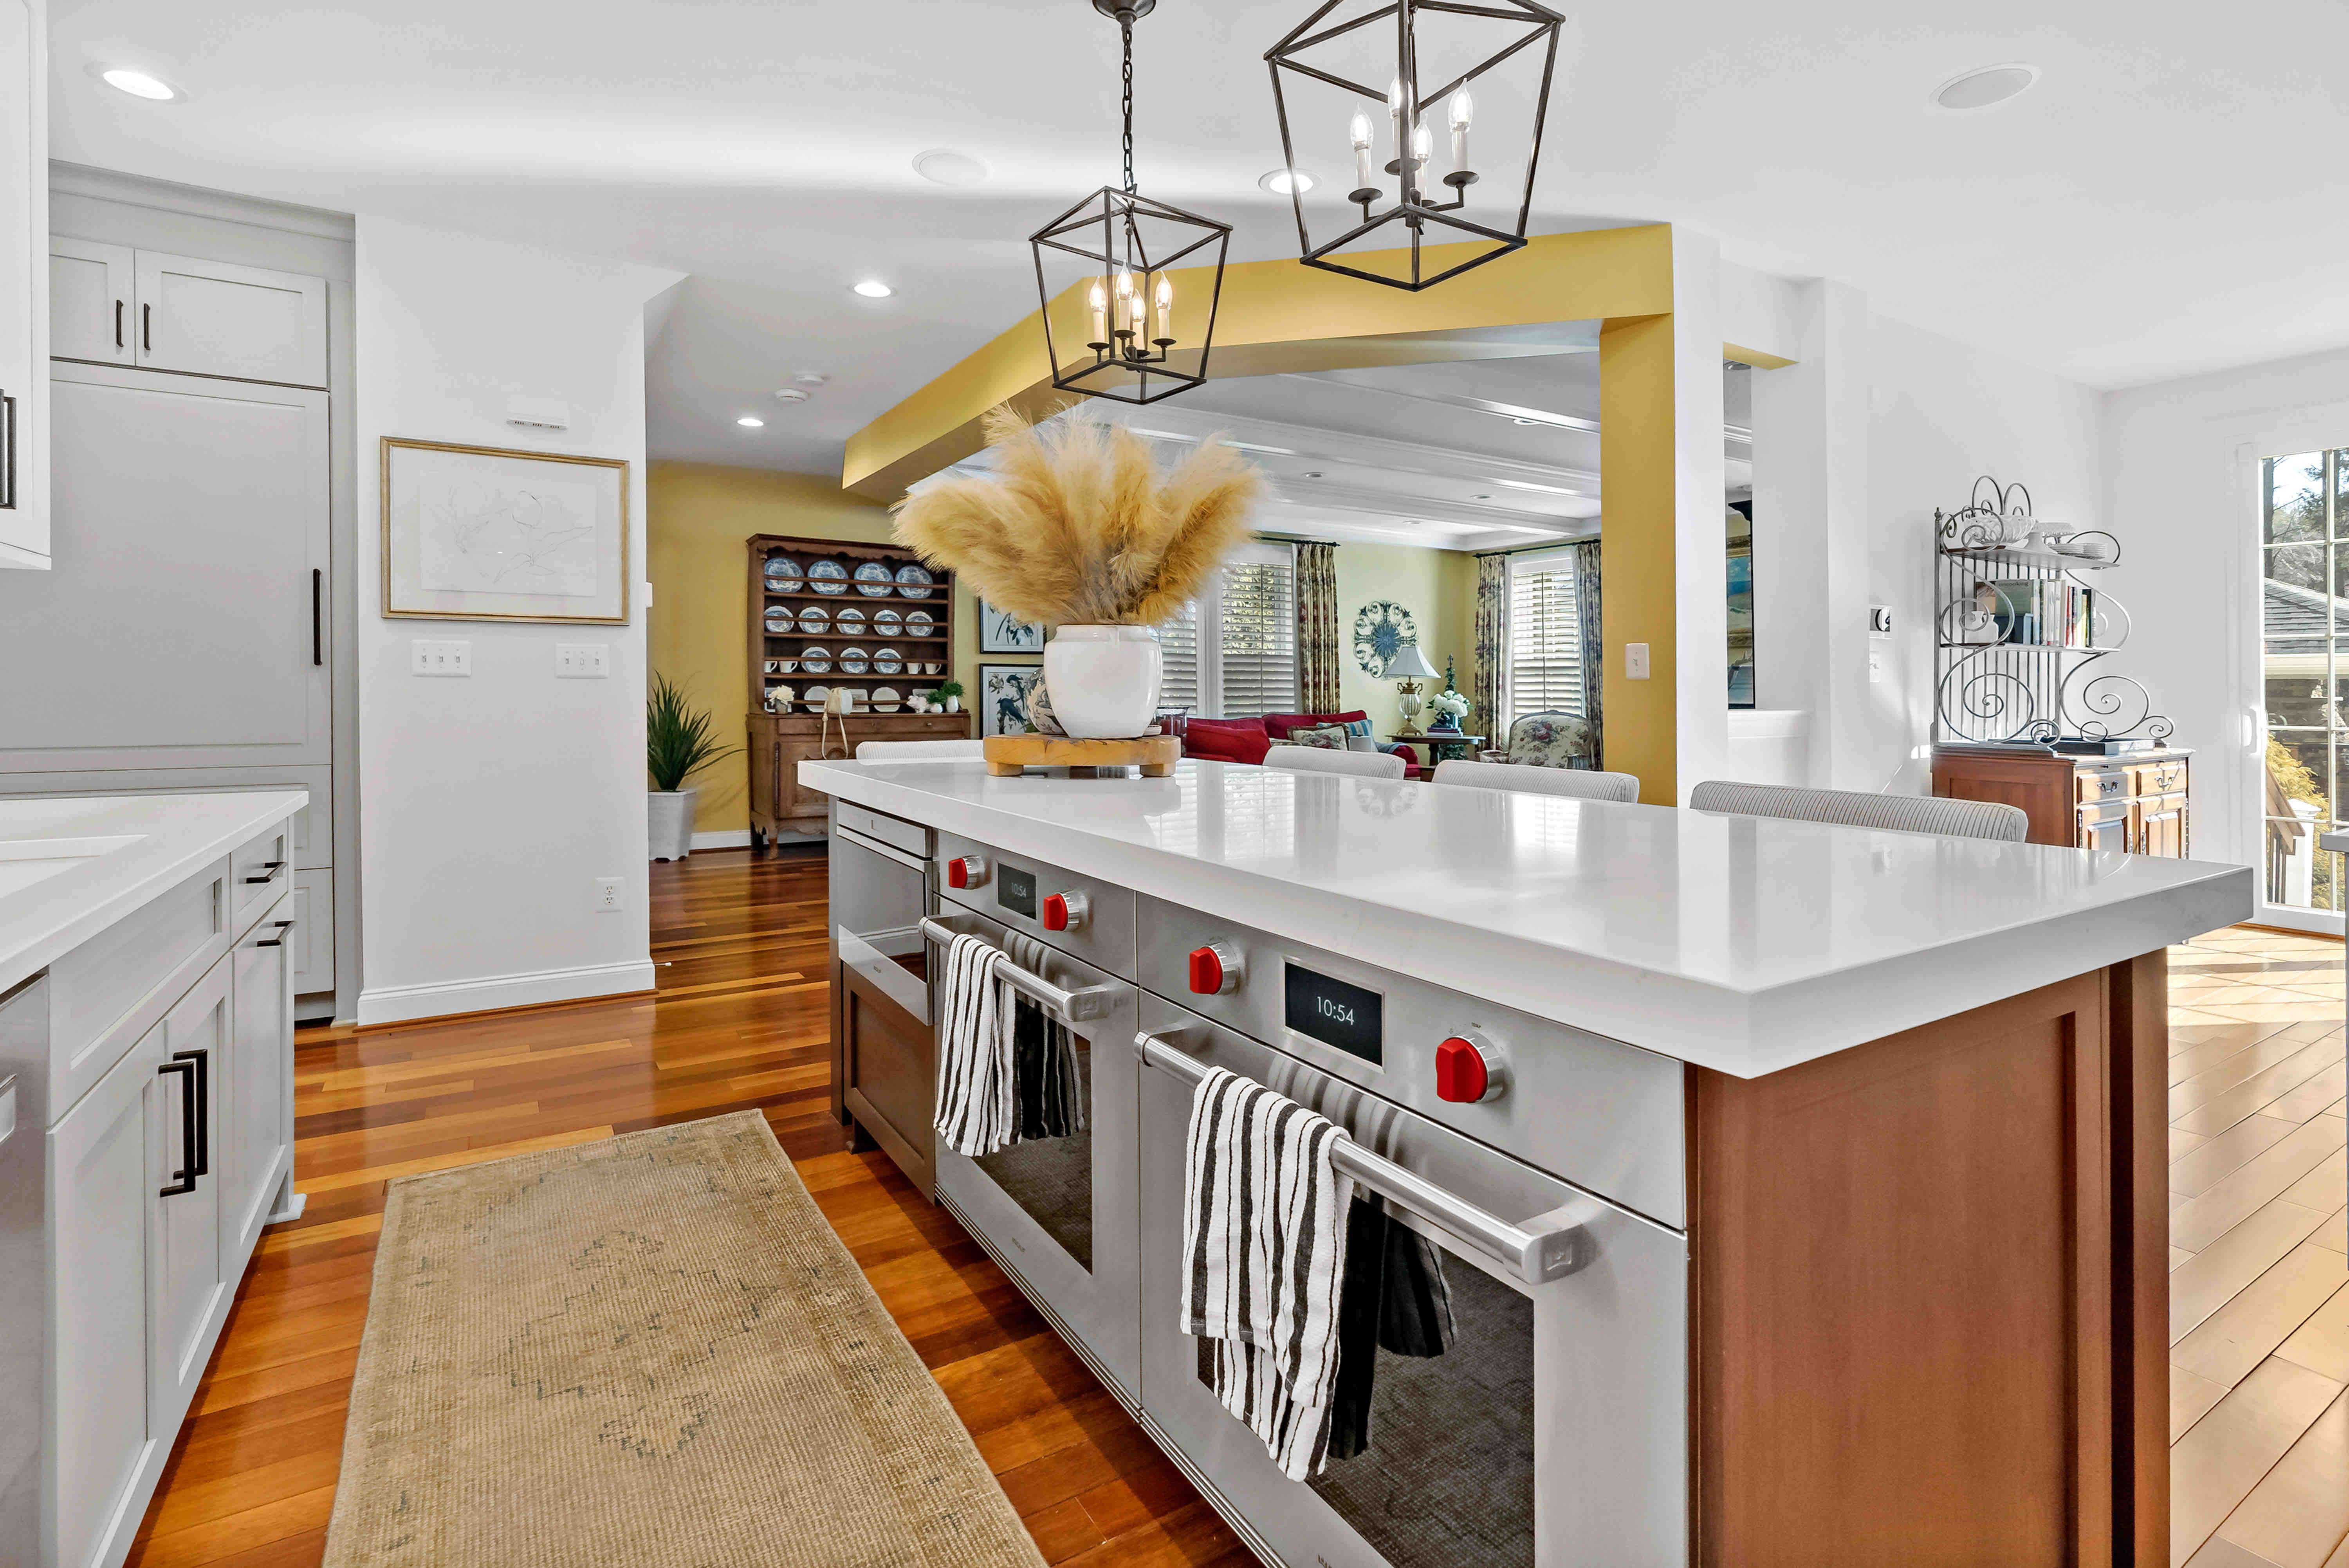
1687, 780, 2030, 842
1263, 743, 1407, 780
1432, 758, 1640, 802
854, 739, 985, 761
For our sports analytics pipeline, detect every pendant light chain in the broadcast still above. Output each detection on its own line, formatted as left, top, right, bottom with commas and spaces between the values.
1120, 15, 1137, 196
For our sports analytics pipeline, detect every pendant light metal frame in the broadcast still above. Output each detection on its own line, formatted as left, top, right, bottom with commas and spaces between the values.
1265, 0, 1562, 292
1030, 0, 1232, 406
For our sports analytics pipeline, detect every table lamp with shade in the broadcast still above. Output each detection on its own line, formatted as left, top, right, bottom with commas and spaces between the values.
1385, 643, 1440, 734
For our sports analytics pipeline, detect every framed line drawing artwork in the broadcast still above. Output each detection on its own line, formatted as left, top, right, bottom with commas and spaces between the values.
980, 664, 1044, 737
978, 599, 1046, 654
382, 438, 630, 623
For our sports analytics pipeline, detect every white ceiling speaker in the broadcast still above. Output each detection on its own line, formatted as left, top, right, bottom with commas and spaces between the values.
773, 388, 812, 404
1932, 63, 2040, 112
790, 372, 829, 387
913, 150, 989, 187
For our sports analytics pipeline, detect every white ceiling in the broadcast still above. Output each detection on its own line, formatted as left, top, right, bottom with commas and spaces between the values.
49, 0, 2349, 480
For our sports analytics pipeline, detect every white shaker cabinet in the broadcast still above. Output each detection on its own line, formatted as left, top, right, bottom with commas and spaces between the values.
222, 905, 296, 1264
0, 0, 50, 568
150, 957, 231, 1421
49, 240, 327, 390
47, 237, 133, 365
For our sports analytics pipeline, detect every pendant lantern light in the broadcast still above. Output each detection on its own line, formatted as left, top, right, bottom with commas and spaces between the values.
1030, 0, 1231, 406
1266, 0, 1563, 291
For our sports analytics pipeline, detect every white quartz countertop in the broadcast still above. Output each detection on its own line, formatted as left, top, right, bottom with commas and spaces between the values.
0, 791, 309, 997
803, 757, 2252, 1077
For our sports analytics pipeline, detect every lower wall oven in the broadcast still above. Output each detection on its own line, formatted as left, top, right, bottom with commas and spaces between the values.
1137, 993, 1689, 1568
925, 908, 1143, 1404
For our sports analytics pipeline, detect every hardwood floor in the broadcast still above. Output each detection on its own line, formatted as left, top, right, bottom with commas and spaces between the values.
121, 853, 2349, 1568
2167, 926, 2349, 1568
122, 847, 1247, 1568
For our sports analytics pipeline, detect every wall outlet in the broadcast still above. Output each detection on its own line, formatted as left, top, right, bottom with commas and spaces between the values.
556, 643, 609, 678
594, 877, 622, 912
411, 639, 471, 676
1868, 650, 1886, 684
1625, 642, 1651, 680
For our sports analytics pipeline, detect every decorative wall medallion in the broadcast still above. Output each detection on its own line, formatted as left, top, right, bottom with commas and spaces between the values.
1353, 601, 1418, 674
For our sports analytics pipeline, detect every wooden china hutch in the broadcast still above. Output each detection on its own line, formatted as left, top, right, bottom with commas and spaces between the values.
745, 533, 971, 846
1932, 745, 2192, 855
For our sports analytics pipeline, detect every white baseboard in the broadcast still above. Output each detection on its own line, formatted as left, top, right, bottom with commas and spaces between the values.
689, 829, 752, 851
357, 958, 656, 1027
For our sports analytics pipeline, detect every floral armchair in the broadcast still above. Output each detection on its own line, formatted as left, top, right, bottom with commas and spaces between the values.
1479, 710, 1595, 769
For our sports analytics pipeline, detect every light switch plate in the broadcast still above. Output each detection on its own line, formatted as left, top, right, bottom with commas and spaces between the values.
411, 640, 471, 676
1625, 642, 1651, 680
556, 643, 609, 678
1869, 650, 1886, 684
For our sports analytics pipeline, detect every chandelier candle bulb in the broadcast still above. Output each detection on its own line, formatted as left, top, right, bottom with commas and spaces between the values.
1153, 274, 1174, 344
1411, 122, 1432, 188
1088, 281, 1108, 346
1349, 110, 1376, 192
1450, 88, 1472, 174
1388, 76, 1407, 159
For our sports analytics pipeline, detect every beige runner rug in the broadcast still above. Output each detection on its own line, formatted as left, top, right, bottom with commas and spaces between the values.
324, 1110, 1044, 1568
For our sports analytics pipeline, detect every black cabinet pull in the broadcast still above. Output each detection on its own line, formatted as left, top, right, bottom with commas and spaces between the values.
255, 918, 297, 949
142, 303, 152, 353
244, 859, 286, 885
173, 1049, 210, 1177
158, 1057, 198, 1196
0, 390, 14, 512
312, 568, 323, 665
115, 298, 124, 349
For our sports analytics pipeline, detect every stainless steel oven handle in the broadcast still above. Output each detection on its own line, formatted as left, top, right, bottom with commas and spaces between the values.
918, 916, 1120, 1024
1138, 1029, 1582, 1286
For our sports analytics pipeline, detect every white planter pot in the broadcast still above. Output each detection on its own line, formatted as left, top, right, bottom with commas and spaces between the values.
1044, 624, 1164, 739
648, 788, 698, 862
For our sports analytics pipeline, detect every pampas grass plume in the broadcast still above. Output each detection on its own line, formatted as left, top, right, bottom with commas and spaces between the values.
891, 406, 1263, 628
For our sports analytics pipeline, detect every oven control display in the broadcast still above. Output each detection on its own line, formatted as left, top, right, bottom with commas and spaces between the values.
1283, 964, 1382, 1066
996, 864, 1037, 919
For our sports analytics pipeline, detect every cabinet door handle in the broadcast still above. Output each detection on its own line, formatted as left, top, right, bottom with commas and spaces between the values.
312, 568, 323, 666
157, 1057, 198, 1196
115, 298, 124, 349
254, 918, 297, 949
244, 859, 287, 885
0, 390, 14, 512
772, 739, 783, 818
174, 1049, 211, 1177
142, 303, 153, 353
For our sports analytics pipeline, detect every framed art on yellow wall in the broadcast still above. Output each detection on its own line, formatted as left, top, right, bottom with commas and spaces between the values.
381, 437, 630, 622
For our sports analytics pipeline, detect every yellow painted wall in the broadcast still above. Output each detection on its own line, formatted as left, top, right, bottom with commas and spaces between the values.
1327, 542, 1479, 733
647, 461, 989, 833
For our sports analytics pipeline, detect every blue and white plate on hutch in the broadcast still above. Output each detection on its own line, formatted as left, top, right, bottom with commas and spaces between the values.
894, 563, 935, 599
853, 561, 896, 597
796, 604, 830, 633
763, 554, 803, 590
808, 558, 850, 595
762, 607, 792, 634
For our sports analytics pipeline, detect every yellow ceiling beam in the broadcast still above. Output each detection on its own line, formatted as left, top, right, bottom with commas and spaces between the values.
843, 223, 1681, 499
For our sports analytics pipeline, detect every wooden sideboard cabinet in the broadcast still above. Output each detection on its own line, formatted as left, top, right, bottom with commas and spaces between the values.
1932, 744, 2192, 855
748, 710, 974, 844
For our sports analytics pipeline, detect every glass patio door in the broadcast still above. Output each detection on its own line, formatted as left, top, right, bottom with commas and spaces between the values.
2259, 448, 2349, 930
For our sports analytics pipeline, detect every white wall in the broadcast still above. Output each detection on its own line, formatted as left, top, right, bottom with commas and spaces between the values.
354, 216, 682, 1024
2105, 346, 2349, 880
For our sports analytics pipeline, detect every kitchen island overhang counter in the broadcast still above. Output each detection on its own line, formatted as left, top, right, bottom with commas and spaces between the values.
801, 755, 2250, 1078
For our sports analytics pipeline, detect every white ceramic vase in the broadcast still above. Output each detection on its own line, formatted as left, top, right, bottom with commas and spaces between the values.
1044, 624, 1164, 739
648, 788, 698, 863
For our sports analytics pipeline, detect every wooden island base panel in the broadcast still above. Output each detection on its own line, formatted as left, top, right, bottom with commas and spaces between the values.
1692, 952, 2169, 1566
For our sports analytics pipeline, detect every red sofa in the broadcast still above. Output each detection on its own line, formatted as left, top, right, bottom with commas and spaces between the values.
1176, 711, 1423, 778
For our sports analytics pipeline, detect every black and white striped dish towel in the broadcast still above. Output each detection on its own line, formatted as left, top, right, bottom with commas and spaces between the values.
1179, 1065, 1357, 1480
934, 932, 1016, 1155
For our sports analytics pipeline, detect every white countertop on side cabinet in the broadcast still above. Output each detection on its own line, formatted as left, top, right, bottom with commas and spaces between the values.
802, 757, 2252, 1077
0, 791, 308, 996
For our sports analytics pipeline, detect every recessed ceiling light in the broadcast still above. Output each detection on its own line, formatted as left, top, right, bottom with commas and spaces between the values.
773, 388, 811, 404
1473, 493, 1492, 500
1259, 168, 1315, 196
1932, 63, 2040, 112
736, 415, 765, 428
852, 279, 893, 299
1301, 471, 1324, 479
100, 67, 178, 101
913, 149, 990, 187
791, 372, 829, 387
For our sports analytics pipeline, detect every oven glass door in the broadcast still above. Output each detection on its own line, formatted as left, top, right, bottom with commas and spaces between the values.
1137, 994, 1689, 1568
931, 911, 1141, 1400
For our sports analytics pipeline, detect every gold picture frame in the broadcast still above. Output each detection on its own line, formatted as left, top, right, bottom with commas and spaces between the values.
381, 437, 630, 623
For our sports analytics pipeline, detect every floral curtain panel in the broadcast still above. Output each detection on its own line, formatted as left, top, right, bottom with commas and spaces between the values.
1294, 540, 1340, 713
1573, 539, 1602, 754
1473, 551, 1508, 736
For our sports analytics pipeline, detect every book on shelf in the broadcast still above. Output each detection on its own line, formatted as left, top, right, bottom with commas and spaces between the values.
1985, 579, 2095, 649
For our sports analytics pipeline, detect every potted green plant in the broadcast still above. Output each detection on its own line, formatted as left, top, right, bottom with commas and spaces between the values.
893, 409, 1262, 738
647, 673, 736, 862
931, 679, 965, 715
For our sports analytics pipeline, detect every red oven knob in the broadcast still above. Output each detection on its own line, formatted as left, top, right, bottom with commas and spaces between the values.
1435, 1031, 1509, 1104
945, 854, 988, 890
1042, 891, 1089, 932
1187, 942, 1243, 996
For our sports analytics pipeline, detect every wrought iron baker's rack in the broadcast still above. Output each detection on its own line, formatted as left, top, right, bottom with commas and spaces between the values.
1934, 476, 2172, 748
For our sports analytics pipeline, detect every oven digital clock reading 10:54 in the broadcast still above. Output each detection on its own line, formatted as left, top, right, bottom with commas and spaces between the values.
1283, 963, 1383, 1065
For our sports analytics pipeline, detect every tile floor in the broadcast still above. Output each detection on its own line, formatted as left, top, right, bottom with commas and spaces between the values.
2167, 926, 2349, 1568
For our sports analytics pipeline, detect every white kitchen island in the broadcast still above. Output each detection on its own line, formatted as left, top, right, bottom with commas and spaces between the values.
0, 790, 307, 1568
806, 755, 2250, 1568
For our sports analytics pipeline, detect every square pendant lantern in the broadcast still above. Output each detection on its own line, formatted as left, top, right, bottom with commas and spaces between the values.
1030, 0, 1232, 406
1267, 0, 1563, 291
